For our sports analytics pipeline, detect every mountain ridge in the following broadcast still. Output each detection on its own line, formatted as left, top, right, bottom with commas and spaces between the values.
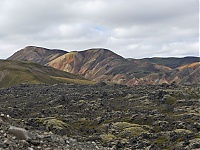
132, 56, 200, 69
7, 46, 67, 65
7, 46, 200, 85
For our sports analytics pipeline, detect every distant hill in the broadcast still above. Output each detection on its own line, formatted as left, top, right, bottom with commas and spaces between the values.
7, 46, 67, 65
177, 62, 200, 71
177, 62, 200, 84
8, 46, 200, 85
132, 57, 200, 69
0, 60, 94, 88
141, 62, 200, 85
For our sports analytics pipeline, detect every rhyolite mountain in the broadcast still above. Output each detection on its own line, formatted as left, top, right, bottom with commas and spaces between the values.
47, 49, 174, 85
0, 60, 94, 88
8, 46, 200, 85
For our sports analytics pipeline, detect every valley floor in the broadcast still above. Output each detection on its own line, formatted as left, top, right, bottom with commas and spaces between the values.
0, 83, 200, 149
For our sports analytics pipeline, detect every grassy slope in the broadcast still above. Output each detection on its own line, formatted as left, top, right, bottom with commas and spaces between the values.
0, 60, 94, 88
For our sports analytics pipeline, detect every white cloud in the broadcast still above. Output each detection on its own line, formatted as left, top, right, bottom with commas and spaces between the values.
0, 0, 199, 59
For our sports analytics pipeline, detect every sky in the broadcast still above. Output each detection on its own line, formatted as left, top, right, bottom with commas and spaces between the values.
0, 0, 199, 59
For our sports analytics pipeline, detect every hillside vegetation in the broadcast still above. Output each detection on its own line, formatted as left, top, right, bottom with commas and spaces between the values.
0, 60, 94, 88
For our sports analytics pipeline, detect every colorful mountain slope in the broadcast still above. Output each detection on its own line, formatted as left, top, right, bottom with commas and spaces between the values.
7, 46, 200, 85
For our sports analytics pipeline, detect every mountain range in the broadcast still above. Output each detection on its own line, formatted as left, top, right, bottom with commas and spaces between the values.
6, 46, 200, 86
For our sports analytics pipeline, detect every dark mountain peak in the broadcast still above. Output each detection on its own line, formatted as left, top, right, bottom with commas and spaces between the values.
8, 46, 67, 65
83, 48, 125, 60
183, 56, 200, 59
23, 46, 49, 52
24, 45, 44, 49
86, 48, 112, 53
23, 46, 67, 54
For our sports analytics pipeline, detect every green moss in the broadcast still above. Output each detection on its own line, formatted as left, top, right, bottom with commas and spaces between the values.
100, 134, 116, 143
44, 119, 68, 130
70, 118, 96, 135
121, 126, 147, 137
163, 95, 176, 105
112, 122, 136, 130
51, 76, 95, 85
112, 122, 148, 138
174, 129, 191, 134
0, 70, 40, 88
154, 135, 170, 145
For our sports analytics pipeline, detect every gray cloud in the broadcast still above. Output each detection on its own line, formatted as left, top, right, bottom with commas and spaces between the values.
0, 0, 199, 59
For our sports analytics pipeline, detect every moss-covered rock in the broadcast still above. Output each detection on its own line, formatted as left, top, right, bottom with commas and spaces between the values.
42, 118, 69, 135
163, 94, 176, 105
100, 133, 116, 143
123, 126, 146, 137
111, 122, 148, 138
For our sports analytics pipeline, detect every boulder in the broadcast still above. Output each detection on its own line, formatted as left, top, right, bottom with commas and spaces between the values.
8, 126, 32, 141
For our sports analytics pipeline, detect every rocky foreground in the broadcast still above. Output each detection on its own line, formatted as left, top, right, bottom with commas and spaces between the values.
0, 83, 200, 149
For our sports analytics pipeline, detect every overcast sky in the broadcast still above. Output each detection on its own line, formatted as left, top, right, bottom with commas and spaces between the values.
0, 0, 199, 59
